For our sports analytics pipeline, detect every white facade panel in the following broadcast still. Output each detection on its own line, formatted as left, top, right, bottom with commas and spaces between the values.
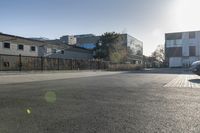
169, 57, 182, 67
182, 45, 189, 57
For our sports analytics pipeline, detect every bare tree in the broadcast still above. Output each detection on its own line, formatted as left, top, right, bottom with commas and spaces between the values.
151, 45, 165, 63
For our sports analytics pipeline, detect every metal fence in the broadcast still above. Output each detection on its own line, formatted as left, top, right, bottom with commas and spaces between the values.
0, 54, 109, 71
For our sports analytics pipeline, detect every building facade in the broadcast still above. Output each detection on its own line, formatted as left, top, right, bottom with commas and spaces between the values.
60, 33, 143, 64
0, 33, 93, 60
60, 34, 99, 49
165, 31, 200, 67
0, 33, 44, 57
125, 34, 143, 64
60, 35, 77, 45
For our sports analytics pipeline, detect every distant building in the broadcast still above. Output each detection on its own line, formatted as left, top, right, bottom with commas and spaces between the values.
0, 33, 93, 60
76, 35, 100, 49
45, 40, 93, 59
60, 34, 99, 49
165, 31, 200, 67
118, 34, 143, 64
60, 35, 77, 45
0, 33, 44, 57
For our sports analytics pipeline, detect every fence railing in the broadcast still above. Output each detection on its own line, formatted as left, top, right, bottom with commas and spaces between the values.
0, 54, 109, 71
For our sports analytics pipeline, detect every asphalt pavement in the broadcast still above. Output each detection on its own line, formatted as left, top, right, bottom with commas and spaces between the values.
0, 71, 200, 133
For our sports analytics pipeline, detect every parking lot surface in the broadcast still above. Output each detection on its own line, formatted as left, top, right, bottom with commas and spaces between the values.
0, 71, 200, 132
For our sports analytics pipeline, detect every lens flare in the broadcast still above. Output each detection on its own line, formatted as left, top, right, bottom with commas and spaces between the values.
26, 109, 31, 114
44, 91, 57, 103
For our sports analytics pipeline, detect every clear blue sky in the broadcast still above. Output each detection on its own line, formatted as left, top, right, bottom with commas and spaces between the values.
0, 0, 199, 55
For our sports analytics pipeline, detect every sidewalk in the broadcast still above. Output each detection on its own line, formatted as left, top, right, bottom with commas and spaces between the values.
0, 71, 122, 85
0, 70, 104, 76
131, 68, 192, 74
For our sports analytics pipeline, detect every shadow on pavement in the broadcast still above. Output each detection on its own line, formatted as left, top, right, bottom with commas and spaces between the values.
189, 79, 200, 83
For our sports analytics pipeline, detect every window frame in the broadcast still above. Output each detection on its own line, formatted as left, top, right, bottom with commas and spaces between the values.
3, 42, 10, 49
18, 44, 24, 50
189, 32, 196, 39
30, 46, 36, 52
189, 46, 196, 56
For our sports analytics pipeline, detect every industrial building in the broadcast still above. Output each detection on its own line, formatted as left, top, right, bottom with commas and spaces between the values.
0, 33, 93, 59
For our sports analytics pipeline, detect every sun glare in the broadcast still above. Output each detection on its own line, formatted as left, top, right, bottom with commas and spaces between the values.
172, 0, 200, 30
171, 0, 200, 30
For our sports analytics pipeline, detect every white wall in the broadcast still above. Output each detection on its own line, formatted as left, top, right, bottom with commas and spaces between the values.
169, 57, 182, 67
0, 42, 39, 56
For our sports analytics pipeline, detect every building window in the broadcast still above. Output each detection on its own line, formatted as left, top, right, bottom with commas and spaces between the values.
3, 62, 10, 67
166, 33, 182, 40
166, 47, 182, 57
18, 44, 24, 50
52, 49, 56, 53
61, 50, 64, 54
3, 43, 10, 49
189, 32, 195, 39
189, 46, 196, 56
30, 46, 36, 52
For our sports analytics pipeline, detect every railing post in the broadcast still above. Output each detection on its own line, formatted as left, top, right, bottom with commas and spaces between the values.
89, 60, 91, 70
57, 58, 60, 70
0, 54, 1, 71
41, 56, 43, 71
71, 59, 73, 70
98, 60, 100, 70
19, 54, 22, 71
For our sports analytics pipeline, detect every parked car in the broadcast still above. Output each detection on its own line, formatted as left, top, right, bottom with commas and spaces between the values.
190, 61, 200, 76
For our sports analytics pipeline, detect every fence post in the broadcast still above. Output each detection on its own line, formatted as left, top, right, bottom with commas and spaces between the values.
57, 58, 60, 70
19, 54, 22, 71
41, 56, 43, 71
98, 60, 100, 70
0, 54, 1, 71
89, 60, 92, 70
71, 59, 73, 70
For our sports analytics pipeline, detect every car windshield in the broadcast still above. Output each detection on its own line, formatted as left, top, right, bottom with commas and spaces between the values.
192, 61, 200, 66
1, 0, 200, 133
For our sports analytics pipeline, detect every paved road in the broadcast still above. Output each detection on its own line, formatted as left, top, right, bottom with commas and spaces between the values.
0, 71, 122, 84
0, 72, 200, 132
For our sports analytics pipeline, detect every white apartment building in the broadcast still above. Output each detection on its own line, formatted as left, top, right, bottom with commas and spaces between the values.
165, 31, 200, 67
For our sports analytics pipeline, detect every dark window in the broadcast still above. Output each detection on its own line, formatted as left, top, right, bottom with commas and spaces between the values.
3, 62, 10, 67
166, 33, 182, 40
30, 46, 36, 51
52, 49, 56, 53
18, 44, 24, 50
61, 50, 64, 54
189, 32, 195, 39
189, 46, 196, 56
166, 47, 182, 57
3, 43, 10, 48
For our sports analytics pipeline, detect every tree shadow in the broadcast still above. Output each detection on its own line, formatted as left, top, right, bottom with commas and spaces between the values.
189, 79, 200, 83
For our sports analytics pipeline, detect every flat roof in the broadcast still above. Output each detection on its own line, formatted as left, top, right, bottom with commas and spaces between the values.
165, 30, 200, 34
